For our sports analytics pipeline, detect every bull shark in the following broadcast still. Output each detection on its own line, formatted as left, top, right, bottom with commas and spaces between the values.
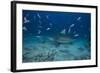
48, 29, 75, 47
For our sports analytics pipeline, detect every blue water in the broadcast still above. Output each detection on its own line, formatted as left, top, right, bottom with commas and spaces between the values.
22, 10, 91, 63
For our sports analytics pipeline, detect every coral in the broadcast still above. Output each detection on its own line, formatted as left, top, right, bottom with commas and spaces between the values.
23, 36, 91, 62
73, 53, 91, 60
23, 47, 57, 62
59, 49, 69, 54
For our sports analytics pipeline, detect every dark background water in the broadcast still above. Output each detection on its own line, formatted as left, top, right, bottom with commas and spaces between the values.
23, 10, 91, 39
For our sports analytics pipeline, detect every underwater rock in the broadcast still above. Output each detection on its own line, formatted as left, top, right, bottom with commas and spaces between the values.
23, 56, 33, 62
63, 44, 69, 48
84, 44, 91, 52
85, 43, 90, 48
78, 47, 85, 52
23, 51, 35, 62
59, 49, 70, 54
24, 48, 32, 51
73, 53, 91, 60
53, 42, 61, 47
23, 34, 91, 62
36, 49, 57, 62
54, 51, 75, 61
78, 55, 90, 60
23, 47, 58, 62
48, 37, 55, 41
34, 43, 48, 50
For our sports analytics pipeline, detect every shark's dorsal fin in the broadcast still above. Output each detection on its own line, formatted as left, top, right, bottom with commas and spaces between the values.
60, 29, 66, 35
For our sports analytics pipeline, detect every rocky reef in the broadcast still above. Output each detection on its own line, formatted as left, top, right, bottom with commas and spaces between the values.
23, 36, 91, 63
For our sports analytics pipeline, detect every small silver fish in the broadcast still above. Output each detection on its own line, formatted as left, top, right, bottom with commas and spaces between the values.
46, 28, 51, 30
70, 24, 75, 27
77, 17, 81, 21
68, 28, 71, 33
24, 17, 30, 23
37, 13, 41, 19
46, 15, 49, 19
74, 34, 79, 37
60, 29, 66, 34
23, 26, 27, 31
38, 30, 41, 34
